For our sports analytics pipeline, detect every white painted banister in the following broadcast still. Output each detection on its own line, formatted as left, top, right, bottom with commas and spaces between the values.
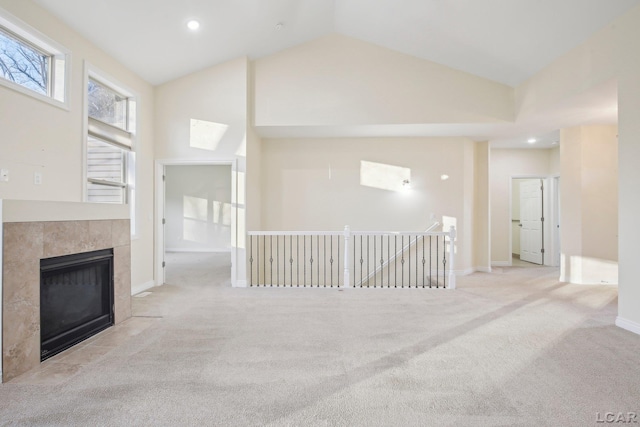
343, 226, 351, 288
246, 224, 456, 289
447, 225, 456, 289
354, 222, 440, 287
425, 222, 440, 232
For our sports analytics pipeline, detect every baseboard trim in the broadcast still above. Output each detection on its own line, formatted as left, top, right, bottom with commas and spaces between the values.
455, 268, 475, 276
616, 316, 640, 336
132, 280, 155, 296
475, 266, 492, 273
491, 261, 511, 267
234, 280, 248, 288
165, 248, 232, 253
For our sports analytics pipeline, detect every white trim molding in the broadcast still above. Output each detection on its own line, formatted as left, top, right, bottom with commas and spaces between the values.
616, 316, 640, 336
155, 159, 239, 287
0, 6, 71, 110
235, 280, 248, 288
475, 266, 492, 273
492, 261, 512, 267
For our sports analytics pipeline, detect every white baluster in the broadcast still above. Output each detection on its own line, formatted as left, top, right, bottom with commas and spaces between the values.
343, 225, 351, 288
447, 225, 456, 289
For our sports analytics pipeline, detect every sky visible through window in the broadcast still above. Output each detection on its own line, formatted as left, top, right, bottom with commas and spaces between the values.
0, 28, 48, 95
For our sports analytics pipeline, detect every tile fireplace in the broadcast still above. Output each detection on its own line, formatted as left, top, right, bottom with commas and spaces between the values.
1, 203, 131, 382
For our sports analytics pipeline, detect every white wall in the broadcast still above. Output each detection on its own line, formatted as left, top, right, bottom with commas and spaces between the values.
154, 57, 249, 285
515, 20, 616, 120
617, 4, 640, 330
473, 142, 491, 272
165, 165, 232, 252
560, 125, 618, 285
490, 149, 553, 265
260, 137, 482, 273
0, 0, 155, 291
254, 34, 514, 128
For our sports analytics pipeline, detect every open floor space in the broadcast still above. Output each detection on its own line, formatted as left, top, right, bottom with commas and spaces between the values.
1, 255, 637, 426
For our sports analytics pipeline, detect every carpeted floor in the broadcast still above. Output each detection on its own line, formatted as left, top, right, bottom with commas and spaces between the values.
1, 252, 638, 426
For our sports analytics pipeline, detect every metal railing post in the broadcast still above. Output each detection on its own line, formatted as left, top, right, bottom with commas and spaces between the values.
343, 225, 351, 288
447, 226, 456, 289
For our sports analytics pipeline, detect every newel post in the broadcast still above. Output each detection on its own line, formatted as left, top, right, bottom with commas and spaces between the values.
447, 225, 456, 289
343, 225, 351, 288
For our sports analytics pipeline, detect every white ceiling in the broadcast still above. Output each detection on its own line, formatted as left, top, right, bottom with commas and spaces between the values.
32, 0, 632, 146
35, 0, 639, 87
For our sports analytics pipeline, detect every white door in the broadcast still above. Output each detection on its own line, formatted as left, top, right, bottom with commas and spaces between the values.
520, 180, 544, 264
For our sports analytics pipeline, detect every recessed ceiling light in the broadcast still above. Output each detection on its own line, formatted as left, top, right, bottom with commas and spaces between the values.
187, 20, 200, 31
527, 138, 537, 144
440, 174, 449, 181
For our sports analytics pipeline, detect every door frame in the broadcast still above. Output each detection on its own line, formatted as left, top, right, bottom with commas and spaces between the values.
155, 159, 238, 287
509, 175, 557, 267
550, 175, 561, 267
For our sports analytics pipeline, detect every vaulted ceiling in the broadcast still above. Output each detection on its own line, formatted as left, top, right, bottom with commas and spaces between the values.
31, 0, 637, 146
35, 0, 639, 86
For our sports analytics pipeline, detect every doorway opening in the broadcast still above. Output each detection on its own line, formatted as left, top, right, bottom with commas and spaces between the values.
509, 176, 559, 267
156, 162, 235, 287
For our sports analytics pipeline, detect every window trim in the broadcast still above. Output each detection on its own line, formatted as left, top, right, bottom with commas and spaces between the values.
83, 62, 139, 238
0, 6, 70, 109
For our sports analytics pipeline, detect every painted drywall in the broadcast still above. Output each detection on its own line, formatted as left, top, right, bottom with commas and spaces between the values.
254, 34, 513, 128
245, 126, 262, 231
245, 63, 262, 232
515, 20, 616, 119
473, 142, 490, 272
549, 147, 561, 176
154, 57, 249, 285
0, 1, 155, 292
164, 165, 232, 252
560, 125, 618, 285
260, 137, 478, 273
617, 3, 640, 329
490, 149, 553, 265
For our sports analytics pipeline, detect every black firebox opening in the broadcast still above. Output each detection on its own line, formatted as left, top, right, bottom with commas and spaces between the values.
40, 248, 114, 361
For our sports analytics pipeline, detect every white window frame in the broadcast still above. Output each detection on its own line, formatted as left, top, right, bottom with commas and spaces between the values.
0, 6, 70, 109
83, 62, 139, 238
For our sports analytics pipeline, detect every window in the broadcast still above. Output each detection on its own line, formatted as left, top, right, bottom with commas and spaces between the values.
85, 69, 137, 235
0, 7, 68, 106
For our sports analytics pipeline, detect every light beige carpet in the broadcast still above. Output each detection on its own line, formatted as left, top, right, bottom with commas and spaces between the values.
1, 253, 638, 426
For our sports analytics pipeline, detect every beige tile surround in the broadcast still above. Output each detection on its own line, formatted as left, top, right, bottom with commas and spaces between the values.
2, 219, 131, 382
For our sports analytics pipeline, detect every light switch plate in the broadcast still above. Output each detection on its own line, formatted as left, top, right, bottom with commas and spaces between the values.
0, 169, 8, 182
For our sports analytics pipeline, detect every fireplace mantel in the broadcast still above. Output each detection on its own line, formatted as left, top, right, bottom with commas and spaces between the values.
0, 200, 132, 382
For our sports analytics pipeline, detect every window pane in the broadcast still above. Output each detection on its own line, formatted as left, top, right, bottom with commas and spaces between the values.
0, 28, 48, 95
88, 79, 127, 130
87, 137, 125, 183
87, 182, 125, 204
